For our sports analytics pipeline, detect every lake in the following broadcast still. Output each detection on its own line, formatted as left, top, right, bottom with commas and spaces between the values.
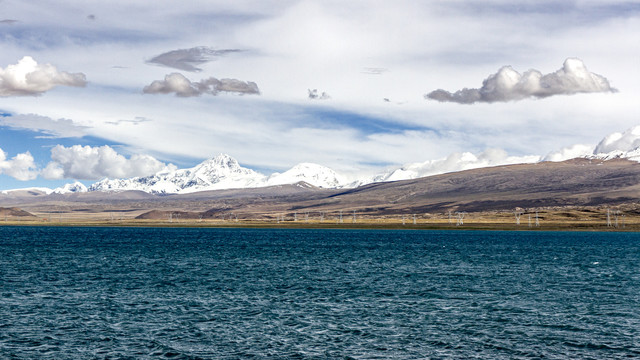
1, 227, 639, 359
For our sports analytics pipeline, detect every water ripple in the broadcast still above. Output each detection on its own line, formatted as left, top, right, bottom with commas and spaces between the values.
1, 227, 639, 359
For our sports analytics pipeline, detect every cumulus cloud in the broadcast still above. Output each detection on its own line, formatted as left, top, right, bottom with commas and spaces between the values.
147, 47, 242, 72
308, 89, 330, 100
143, 73, 260, 97
543, 144, 594, 162
593, 126, 640, 154
0, 148, 38, 181
0, 113, 88, 138
0, 56, 87, 96
42, 145, 170, 180
425, 58, 615, 104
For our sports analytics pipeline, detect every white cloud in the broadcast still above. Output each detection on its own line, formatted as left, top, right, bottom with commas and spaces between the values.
0, 56, 86, 96
42, 145, 170, 180
385, 148, 540, 181
0, 113, 88, 138
543, 144, 594, 162
0, 148, 38, 180
308, 89, 331, 100
0, 1, 638, 185
41, 162, 64, 180
425, 58, 615, 104
143, 73, 260, 97
146, 46, 242, 72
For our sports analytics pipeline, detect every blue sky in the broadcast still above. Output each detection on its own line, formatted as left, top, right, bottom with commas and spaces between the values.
1, 0, 639, 190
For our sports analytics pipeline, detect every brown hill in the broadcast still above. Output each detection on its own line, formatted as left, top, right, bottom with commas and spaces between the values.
136, 158, 640, 219
0, 207, 36, 218
314, 158, 640, 214
6, 159, 640, 221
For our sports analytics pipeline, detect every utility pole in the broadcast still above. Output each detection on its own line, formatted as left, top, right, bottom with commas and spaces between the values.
514, 209, 523, 225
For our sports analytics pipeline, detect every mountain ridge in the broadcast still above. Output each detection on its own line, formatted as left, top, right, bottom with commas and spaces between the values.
3, 158, 640, 218
6, 137, 640, 196
67, 146, 640, 195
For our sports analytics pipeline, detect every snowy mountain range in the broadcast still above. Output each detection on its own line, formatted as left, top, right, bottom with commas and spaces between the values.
7, 125, 640, 195
84, 154, 354, 194
53, 149, 640, 195
89, 154, 268, 194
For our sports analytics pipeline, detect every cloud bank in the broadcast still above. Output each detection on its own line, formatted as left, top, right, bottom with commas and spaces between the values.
543, 144, 594, 162
0, 113, 88, 138
0, 148, 38, 181
0, 56, 87, 96
425, 58, 615, 104
385, 149, 540, 181
147, 47, 242, 72
42, 145, 170, 180
143, 73, 260, 97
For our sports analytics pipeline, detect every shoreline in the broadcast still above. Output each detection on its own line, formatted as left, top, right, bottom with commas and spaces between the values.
1, 219, 637, 232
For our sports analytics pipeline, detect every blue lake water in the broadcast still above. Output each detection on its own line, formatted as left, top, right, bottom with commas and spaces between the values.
1, 227, 639, 359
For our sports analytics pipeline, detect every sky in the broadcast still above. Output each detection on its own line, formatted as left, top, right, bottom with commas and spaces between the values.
1, 0, 639, 190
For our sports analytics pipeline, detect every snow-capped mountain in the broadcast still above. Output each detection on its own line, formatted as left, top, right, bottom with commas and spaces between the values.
11, 125, 640, 196
88, 155, 359, 194
590, 126, 640, 162
267, 163, 347, 188
52, 181, 88, 194
90, 154, 267, 194
78, 145, 640, 196
591, 148, 640, 162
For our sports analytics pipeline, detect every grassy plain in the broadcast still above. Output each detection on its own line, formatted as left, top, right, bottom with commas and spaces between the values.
2, 207, 638, 231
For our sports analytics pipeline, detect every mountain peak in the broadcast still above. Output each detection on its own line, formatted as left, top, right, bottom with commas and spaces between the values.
268, 162, 347, 188
53, 181, 88, 194
212, 153, 236, 163
90, 154, 266, 194
194, 154, 241, 171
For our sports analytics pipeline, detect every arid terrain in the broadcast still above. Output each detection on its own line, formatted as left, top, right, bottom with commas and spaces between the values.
2, 158, 640, 230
